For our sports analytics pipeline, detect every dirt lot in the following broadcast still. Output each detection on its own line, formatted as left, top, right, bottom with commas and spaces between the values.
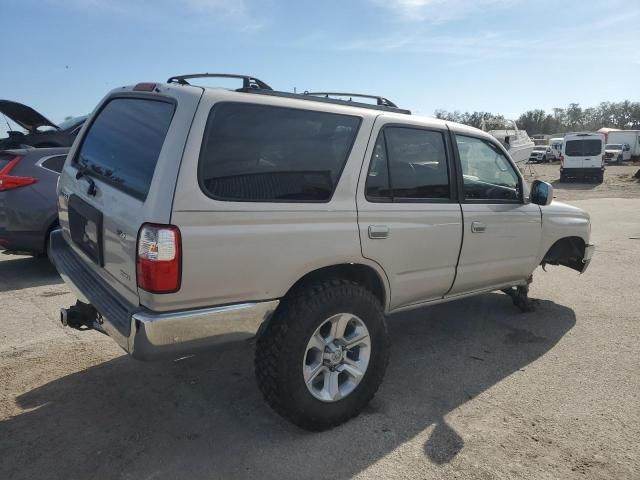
522, 161, 640, 201
1, 188, 639, 478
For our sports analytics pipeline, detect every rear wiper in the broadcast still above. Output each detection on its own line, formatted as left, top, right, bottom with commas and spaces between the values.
75, 162, 97, 196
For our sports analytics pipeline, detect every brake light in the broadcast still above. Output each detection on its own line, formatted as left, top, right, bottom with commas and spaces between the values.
559, 154, 564, 167
0, 156, 38, 192
133, 83, 157, 92
136, 224, 181, 293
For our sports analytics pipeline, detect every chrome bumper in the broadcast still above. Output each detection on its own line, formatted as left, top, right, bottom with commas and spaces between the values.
581, 243, 595, 273
49, 229, 279, 360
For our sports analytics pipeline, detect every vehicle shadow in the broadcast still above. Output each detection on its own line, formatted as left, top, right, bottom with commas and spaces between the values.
0, 293, 575, 480
0, 254, 64, 293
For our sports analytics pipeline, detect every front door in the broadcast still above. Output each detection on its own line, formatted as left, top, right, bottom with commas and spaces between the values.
448, 132, 541, 295
357, 120, 463, 310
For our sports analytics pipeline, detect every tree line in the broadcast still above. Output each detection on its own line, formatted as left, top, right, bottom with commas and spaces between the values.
434, 100, 640, 135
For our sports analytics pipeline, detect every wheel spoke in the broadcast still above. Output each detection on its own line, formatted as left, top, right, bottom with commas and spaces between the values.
325, 370, 341, 401
340, 359, 365, 381
330, 313, 352, 341
307, 332, 326, 352
344, 329, 369, 348
304, 362, 325, 384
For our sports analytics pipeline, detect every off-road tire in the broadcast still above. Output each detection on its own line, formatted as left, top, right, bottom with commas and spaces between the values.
255, 279, 389, 431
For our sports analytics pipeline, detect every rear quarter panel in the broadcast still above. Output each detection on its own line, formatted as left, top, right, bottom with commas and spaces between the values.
151, 90, 386, 312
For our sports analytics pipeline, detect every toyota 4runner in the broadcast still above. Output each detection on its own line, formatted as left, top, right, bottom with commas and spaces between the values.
50, 74, 594, 430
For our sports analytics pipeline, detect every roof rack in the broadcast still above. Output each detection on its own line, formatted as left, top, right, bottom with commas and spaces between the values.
167, 73, 273, 91
303, 91, 400, 108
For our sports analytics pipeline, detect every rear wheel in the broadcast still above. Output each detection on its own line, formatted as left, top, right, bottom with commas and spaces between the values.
255, 279, 389, 431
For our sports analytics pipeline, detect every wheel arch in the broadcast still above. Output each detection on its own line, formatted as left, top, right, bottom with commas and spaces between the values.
541, 236, 587, 272
283, 263, 390, 311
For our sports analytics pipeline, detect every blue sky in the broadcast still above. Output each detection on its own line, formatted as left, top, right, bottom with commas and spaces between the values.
3, 0, 639, 124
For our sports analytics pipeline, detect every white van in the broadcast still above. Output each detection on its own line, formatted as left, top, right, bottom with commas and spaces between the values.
550, 137, 564, 160
560, 132, 605, 183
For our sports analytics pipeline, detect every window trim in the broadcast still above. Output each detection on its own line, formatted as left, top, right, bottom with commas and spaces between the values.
450, 131, 524, 205
364, 123, 457, 204
71, 93, 177, 201
196, 101, 363, 204
36, 154, 68, 174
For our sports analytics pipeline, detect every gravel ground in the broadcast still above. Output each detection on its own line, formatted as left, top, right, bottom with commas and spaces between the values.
1, 196, 639, 479
522, 160, 640, 201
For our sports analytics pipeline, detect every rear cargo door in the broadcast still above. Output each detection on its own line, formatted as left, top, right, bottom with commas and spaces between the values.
57, 88, 201, 304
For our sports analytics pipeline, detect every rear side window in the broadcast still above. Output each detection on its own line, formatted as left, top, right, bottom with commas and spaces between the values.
565, 139, 602, 157
198, 103, 361, 202
41, 155, 66, 173
365, 126, 450, 201
74, 98, 175, 200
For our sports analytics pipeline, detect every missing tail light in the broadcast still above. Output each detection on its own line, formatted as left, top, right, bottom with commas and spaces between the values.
136, 223, 181, 293
0, 156, 38, 192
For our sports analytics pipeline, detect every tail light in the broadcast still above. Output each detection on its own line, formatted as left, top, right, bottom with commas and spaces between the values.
136, 224, 181, 293
0, 156, 38, 192
559, 155, 564, 167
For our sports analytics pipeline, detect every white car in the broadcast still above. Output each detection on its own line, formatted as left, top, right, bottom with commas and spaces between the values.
560, 132, 605, 183
604, 144, 631, 164
529, 145, 554, 163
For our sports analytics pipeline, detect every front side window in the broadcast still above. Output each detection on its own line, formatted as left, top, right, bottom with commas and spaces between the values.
198, 103, 360, 202
365, 126, 450, 201
455, 135, 520, 201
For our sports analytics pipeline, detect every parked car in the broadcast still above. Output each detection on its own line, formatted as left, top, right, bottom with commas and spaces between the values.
0, 100, 86, 149
560, 132, 605, 183
550, 137, 564, 160
0, 147, 68, 255
50, 74, 594, 431
607, 130, 640, 158
528, 145, 554, 163
604, 143, 631, 163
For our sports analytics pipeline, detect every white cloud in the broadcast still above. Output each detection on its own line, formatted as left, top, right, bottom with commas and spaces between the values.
52, 0, 266, 31
369, 0, 519, 23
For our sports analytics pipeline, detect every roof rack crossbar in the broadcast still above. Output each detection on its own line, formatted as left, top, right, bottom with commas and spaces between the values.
303, 91, 399, 108
167, 73, 273, 91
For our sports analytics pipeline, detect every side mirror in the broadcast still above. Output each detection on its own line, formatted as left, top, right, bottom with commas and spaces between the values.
530, 180, 553, 206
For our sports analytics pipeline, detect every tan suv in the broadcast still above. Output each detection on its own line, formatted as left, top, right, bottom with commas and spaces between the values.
51, 74, 594, 430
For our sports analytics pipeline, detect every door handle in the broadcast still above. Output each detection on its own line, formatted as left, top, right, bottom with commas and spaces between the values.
471, 221, 486, 233
368, 225, 389, 239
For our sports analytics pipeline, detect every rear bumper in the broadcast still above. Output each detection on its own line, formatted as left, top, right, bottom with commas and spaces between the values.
49, 229, 279, 360
560, 167, 603, 178
0, 228, 46, 254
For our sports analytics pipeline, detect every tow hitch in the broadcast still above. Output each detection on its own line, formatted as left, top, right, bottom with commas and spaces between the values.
60, 301, 98, 330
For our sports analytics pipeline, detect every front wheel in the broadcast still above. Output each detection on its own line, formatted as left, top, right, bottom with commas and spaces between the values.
255, 280, 389, 431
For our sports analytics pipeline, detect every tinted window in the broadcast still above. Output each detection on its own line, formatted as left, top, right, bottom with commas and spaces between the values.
456, 135, 520, 201
41, 155, 66, 173
199, 103, 360, 202
74, 98, 175, 200
365, 127, 450, 201
565, 139, 602, 157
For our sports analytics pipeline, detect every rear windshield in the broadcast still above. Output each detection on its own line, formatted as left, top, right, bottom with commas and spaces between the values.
198, 103, 361, 202
565, 139, 602, 157
74, 97, 175, 200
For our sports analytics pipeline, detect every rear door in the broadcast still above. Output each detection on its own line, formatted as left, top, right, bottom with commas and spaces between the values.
356, 118, 463, 310
57, 87, 202, 305
563, 136, 603, 169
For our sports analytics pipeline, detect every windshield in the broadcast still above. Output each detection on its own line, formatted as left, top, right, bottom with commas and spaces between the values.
533, 146, 547, 151
58, 115, 87, 130
606, 144, 622, 150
